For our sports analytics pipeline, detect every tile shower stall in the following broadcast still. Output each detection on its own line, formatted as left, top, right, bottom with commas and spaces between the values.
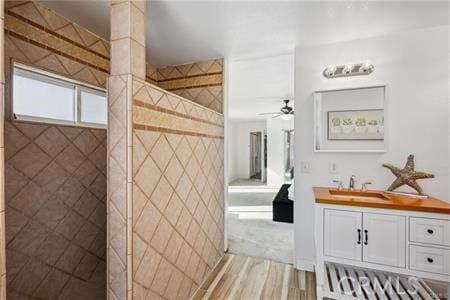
1, 1, 224, 299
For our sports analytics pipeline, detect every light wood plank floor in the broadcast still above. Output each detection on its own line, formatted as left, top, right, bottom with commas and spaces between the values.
193, 254, 316, 300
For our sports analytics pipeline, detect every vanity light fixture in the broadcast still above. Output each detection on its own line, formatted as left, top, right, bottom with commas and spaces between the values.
323, 62, 374, 78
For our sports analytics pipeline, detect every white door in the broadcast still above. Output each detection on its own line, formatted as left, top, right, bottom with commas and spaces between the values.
362, 213, 406, 268
324, 209, 362, 261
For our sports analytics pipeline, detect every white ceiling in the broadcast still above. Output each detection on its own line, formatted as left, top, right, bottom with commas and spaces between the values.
38, 1, 448, 120
228, 53, 294, 121
39, 1, 449, 67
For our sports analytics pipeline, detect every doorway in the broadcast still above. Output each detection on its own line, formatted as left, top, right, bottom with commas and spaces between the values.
226, 53, 295, 264
249, 131, 262, 180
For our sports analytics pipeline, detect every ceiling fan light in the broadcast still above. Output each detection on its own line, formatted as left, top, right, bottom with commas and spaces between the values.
281, 114, 293, 121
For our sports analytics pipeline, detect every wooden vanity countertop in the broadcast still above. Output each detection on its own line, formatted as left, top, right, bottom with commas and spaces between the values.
314, 187, 450, 214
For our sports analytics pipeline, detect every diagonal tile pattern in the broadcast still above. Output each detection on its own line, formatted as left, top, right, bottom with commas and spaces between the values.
157, 59, 224, 113
3, 2, 108, 299
107, 75, 129, 300
131, 79, 225, 300
4, 1, 110, 90
4, 121, 107, 299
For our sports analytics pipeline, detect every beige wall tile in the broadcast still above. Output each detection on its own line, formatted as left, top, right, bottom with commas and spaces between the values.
111, 38, 131, 76
130, 2, 145, 46
130, 39, 145, 79
111, 2, 131, 41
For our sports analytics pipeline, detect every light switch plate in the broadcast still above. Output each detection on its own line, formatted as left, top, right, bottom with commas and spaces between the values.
300, 161, 310, 173
329, 162, 338, 174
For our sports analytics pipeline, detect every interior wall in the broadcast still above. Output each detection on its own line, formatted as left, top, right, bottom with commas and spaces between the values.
267, 117, 294, 187
131, 78, 224, 299
3, 2, 107, 298
0, 0, 5, 298
294, 26, 449, 271
228, 121, 266, 182
155, 59, 224, 113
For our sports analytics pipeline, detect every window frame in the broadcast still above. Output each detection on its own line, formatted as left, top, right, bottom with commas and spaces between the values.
77, 85, 108, 128
12, 62, 107, 129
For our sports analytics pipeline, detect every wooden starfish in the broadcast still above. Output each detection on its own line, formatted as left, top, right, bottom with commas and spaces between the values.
382, 154, 434, 195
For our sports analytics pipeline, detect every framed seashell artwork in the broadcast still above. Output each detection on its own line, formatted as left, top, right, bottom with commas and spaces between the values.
327, 109, 384, 140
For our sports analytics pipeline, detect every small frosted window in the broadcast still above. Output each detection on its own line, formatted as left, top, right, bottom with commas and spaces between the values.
13, 70, 75, 122
80, 90, 107, 125
12, 64, 107, 128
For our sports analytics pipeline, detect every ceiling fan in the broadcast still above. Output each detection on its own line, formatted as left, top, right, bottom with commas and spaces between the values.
258, 99, 294, 119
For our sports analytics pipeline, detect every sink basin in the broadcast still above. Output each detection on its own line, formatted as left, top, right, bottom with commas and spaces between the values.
329, 190, 389, 201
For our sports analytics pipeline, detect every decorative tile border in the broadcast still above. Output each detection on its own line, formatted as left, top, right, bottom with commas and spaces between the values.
132, 78, 224, 125
132, 123, 223, 139
5, 14, 109, 72
133, 100, 223, 128
133, 105, 224, 139
7, 10, 110, 60
157, 73, 222, 91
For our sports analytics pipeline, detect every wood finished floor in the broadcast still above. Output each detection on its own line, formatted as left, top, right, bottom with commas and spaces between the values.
193, 254, 316, 300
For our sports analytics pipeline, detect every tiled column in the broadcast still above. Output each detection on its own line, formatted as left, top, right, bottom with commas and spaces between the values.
108, 1, 145, 299
0, 0, 5, 299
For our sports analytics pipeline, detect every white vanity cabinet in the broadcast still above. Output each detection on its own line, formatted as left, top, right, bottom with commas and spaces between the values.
324, 210, 362, 261
362, 212, 406, 267
315, 203, 450, 299
323, 210, 406, 267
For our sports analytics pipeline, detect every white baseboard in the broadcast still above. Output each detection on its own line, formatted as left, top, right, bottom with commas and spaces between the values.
294, 259, 315, 272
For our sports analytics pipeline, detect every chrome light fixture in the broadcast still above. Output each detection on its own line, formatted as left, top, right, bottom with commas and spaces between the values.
323, 62, 374, 79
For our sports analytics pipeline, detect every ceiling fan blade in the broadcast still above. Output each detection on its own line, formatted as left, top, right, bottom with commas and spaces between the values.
272, 114, 283, 118
258, 112, 281, 115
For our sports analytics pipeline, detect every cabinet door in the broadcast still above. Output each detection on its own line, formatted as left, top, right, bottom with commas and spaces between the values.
362, 213, 406, 267
324, 209, 362, 261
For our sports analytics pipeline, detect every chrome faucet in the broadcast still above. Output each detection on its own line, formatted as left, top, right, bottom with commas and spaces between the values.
361, 182, 372, 192
348, 175, 356, 191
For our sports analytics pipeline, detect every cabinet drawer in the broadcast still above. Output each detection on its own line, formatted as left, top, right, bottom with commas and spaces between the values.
410, 217, 450, 246
409, 245, 450, 275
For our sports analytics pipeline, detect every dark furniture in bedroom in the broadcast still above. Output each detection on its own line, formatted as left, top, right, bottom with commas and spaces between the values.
272, 184, 293, 223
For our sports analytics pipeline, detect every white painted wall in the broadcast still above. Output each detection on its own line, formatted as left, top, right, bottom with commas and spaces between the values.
228, 118, 295, 186
294, 26, 449, 271
228, 121, 266, 182
267, 117, 294, 187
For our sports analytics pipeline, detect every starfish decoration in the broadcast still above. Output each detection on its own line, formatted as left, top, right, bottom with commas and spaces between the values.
382, 154, 434, 195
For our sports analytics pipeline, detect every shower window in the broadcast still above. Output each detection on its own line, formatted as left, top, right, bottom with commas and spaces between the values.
12, 62, 107, 128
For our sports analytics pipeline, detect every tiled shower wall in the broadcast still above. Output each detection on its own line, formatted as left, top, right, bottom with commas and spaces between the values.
3, 1, 107, 298
131, 78, 224, 299
156, 60, 224, 113
4, 0, 224, 115
0, 0, 6, 298
3, 1, 225, 299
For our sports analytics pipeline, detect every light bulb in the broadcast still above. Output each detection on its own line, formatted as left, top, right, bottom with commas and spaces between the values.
343, 64, 353, 74
324, 66, 336, 77
359, 63, 373, 73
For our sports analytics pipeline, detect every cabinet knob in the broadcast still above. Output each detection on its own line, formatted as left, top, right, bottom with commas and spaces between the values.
427, 257, 434, 263
427, 229, 434, 234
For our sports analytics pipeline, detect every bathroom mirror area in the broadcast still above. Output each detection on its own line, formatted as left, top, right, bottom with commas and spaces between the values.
314, 85, 387, 152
